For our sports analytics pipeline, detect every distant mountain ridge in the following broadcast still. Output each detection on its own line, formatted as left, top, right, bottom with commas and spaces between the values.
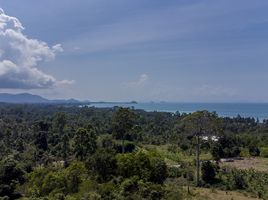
0, 93, 83, 104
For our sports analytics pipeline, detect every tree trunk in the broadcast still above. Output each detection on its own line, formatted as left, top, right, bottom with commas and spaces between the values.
196, 134, 200, 186
187, 170, 190, 194
122, 138, 125, 153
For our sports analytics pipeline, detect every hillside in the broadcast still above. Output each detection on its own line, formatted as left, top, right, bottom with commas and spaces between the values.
0, 93, 81, 104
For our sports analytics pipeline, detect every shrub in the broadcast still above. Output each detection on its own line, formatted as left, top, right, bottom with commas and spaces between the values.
167, 166, 182, 178
27, 161, 87, 197
65, 161, 87, 193
89, 149, 117, 182
201, 161, 217, 184
232, 170, 247, 189
117, 151, 151, 180
260, 147, 268, 158
149, 158, 168, 184
119, 177, 164, 200
240, 148, 250, 157
211, 144, 223, 160
0, 158, 25, 199
249, 146, 260, 157
97, 182, 117, 200
120, 176, 139, 196
113, 142, 136, 153
124, 142, 136, 153
117, 151, 168, 184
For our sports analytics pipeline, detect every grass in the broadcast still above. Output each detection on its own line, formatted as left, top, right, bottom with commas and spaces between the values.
142, 144, 212, 166
220, 157, 268, 173
187, 187, 259, 200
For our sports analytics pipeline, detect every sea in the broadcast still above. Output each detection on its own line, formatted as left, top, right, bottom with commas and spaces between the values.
88, 102, 268, 121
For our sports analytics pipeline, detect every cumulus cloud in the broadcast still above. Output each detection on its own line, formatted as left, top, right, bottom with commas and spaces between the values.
0, 8, 71, 89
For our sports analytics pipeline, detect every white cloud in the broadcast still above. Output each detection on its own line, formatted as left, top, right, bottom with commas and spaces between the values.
57, 79, 75, 85
126, 74, 149, 88
0, 8, 71, 89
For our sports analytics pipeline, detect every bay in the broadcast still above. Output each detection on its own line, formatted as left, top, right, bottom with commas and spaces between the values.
88, 102, 268, 120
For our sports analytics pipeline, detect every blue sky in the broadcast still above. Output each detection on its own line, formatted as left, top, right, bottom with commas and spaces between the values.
0, 0, 268, 102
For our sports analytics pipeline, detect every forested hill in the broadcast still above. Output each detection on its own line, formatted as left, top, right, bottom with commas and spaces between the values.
0, 93, 81, 104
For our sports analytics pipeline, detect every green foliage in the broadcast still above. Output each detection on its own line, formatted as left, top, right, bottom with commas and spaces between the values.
249, 145, 260, 156
53, 112, 67, 134
149, 157, 168, 184
239, 148, 250, 157
201, 161, 217, 184
35, 132, 48, 151
112, 108, 137, 153
73, 127, 97, 161
167, 166, 182, 178
65, 161, 87, 193
117, 151, 151, 180
119, 177, 164, 200
97, 182, 117, 200
1, 104, 268, 199
26, 161, 86, 198
0, 157, 25, 199
182, 110, 222, 135
89, 149, 117, 182
117, 151, 168, 185
211, 135, 241, 160
220, 167, 268, 198
112, 107, 137, 140
211, 144, 224, 161
261, 147, 268, 158
41, 171, 66, 195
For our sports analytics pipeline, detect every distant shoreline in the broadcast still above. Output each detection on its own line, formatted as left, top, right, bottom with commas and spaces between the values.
86, 102, 268, 121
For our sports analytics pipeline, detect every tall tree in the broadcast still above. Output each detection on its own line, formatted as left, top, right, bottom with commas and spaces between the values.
73, 127, 97, 161
112, 107, 137, 153
53, 112, 67, 135
53, 112, 69, 162
182, 111, 222, 186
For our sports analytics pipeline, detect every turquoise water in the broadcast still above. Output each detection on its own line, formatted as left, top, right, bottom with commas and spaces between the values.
89, 102, 268, 120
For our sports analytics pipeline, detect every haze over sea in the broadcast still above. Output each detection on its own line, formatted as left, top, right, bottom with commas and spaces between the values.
89, 102, 268, 121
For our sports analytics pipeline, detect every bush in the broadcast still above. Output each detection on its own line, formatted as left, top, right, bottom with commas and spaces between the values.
117, 151, 168, 184
119, 176, 139, 196
211, 144, 223, 160
97, 182, 117, 200
240, 148, 250, 157
65, 161, 87, 193
220, 167, 268, 198
149, 158, 168, 184
89, 149, 117, 182
113, 142, 136, 153
124, 142, 136, 153
117, 151, 151, 180
233, 170, 248, 189
249, 146, 260, 157
261, 147, 268, 158
201, 161, 217, 184
167, 145, 178, 153
119, 177, 164, 200
0, 158, 25, 199
211, 135, 241, 160
27, 161, 87, 197
167, 166, 182, 178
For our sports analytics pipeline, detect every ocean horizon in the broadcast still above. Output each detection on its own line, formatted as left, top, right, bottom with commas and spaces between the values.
88, 102, 268, 121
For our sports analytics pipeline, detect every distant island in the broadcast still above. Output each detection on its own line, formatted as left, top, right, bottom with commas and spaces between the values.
90, 100, 138, 104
